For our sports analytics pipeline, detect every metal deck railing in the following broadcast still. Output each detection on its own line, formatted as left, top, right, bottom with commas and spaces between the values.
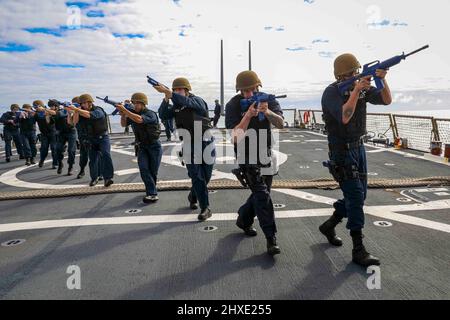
105, 109, 450, 154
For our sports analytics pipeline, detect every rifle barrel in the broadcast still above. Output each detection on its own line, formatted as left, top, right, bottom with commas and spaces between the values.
405, 45, 429, 58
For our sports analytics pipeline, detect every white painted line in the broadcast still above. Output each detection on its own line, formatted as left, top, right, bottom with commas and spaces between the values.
115, 168, 140, 176
0, 208, 333, 233
1, 199, 449, 234
400, 190, 424, 204
273, 189, 336, 205
435, 192, 450, 196
367, 149, 388, 153
0, 145, 287, 190
366, 207, 450, 234
0, 159, 87, 190
415, 188, 448, 193
370, 199, 450, 212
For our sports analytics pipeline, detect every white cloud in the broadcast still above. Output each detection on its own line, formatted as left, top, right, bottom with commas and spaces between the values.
0, 0, 449, 113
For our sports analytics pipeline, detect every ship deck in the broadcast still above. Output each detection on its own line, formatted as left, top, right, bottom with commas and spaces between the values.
0, 129, 449, 299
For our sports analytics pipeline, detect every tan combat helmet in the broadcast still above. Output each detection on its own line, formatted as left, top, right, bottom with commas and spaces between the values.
235, 70, 262, 92
32, 100, 44, 107
22, 104, 32, 109
79, 94, 94, 104
334, 53, 361, 79
10, 104, 19, 111
131, 92, 148, 105
172, 77, 192, 92
72, 96, 80, 104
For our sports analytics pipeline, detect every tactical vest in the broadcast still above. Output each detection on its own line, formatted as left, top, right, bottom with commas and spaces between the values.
76, 117, 89, 139
132, 109, 161, 144
87, 106, 108, 138
36, 115, 55, 135
323, 83, 367, 142
54, 111, 75, 134
19, 115, 36, 133
173, 96, 212, 135
229, 94, 274, 166
2, 112, 18, 131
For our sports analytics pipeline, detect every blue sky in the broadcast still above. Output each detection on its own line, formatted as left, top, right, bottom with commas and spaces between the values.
0, 0, 449, 113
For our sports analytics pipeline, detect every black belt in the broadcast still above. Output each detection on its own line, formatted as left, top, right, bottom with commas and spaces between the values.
328, 139, 364, 151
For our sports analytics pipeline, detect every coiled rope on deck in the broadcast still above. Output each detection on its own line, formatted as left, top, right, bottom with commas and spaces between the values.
0, 176, 450, 201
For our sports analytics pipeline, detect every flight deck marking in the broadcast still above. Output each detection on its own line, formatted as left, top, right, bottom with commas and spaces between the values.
1, 199, 449, 234
0, 146, 288, 190
1, 239, 26, 247
199, 226, 218, 233
374, 221, 393, 227
125, 209, 142, 214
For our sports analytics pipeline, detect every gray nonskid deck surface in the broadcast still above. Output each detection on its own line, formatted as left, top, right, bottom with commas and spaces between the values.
0, 129, 449, 299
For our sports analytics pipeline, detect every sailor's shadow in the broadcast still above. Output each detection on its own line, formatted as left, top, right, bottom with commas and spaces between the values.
275, 243, 366, 299
120, 233, 275, 299
0, 222, 184, 289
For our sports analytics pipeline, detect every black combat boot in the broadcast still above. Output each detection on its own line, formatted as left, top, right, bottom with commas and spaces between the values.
89, 177, 99, 187
57, 162, 64, 174
104, 179, 114, 187
266, 236, 281, 256
19, 155, 25, 160
197, 207, 212, 221
236, 215, 257, 237
351, 230, 380, 267
67, 165, 73, 176
319, 212, 343, 246
30, 157, 36, 165
188, 193, 198, 210
38, 160, 44, 168
25, 158, 31, 166
6, 157, 10, 163
77, 168, 85, 179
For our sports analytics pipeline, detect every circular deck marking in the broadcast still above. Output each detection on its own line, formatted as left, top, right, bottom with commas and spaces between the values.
274, 204, 286, 209
315, 148, 324, 151
368, 172, 378, 176
396, 198, 412, 203
384, 163, 396, 166
299, 165, 310, 169
1, 239, 26, 247
125, 209, 142, 214
374, 221, 393, 227
313, 160, 319, 163
199, 226, 218, 233
0, 146, 289, 190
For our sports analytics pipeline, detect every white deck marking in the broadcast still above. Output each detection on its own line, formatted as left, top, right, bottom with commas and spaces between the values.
115, 168, 140, 176
0, 208, 332, 233
273, 188, 336, 205
366, 207, 450, 234
0, 158, 86, 190
367, 149, 388, 153
415, 188, 448, 193
304, 139, 327, 142
1, 199, 449, 233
